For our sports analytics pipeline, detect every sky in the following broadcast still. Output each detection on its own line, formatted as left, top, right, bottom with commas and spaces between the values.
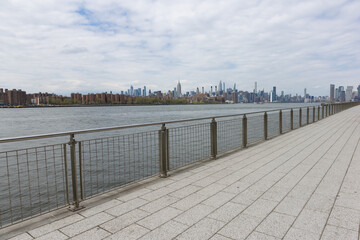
0, 0, 359, 96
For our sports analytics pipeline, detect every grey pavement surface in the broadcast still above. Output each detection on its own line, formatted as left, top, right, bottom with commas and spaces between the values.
2, 106, 360, 240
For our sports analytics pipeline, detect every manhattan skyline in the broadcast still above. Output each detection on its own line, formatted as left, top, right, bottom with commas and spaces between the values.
0, 1, 359, 96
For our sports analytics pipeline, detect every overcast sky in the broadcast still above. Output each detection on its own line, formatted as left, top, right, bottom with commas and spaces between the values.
0, 0, 359, 96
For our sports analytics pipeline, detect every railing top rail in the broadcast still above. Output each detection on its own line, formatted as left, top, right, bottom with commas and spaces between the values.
0, 104, 326, 143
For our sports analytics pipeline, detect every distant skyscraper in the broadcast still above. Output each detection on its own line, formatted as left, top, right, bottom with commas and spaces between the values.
340, 91, 346, 102
304, 88, 307, 98
270, 91, 273, 103
357, 85, 360, 98
254, 82, 257, 94
202, 87, 204, 94
130, 85, 134, 96
335, 88, 339, 100
210, 86, 213, 96
223, 82, 225, 91
219, 81, 222, 92
345, 86, 353, 102
143, 86, 146, 97
330, 84, 335, 102
215, 86, 218, 95
176, 81, 182, 97
272, 86, 276, 102
233, 83, 236, 91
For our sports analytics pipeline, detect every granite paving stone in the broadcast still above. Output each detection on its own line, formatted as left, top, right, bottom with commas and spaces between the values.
138, 220, 188, 240
60, 212, 114, 237
104, 224, 149, 240
137, 206, 183, 230
100, 209, 149, 233
176, 217, 225, 240
34, 230, 67, 240
173, 204, 215, 226
29, 214, 84, 238
70, 227, 111, 240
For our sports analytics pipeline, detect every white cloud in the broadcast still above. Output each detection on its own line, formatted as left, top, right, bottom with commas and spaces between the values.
0, 0, 359, 96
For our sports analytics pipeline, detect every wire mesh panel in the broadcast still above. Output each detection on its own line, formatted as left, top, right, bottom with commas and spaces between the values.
293, 109, 300, 128
168, 123, 211, 170
308, 108, 314, 124
282, 110, 291, 132
301, 108, 307, 126
247, 114, 264, 144
268, 111, 280, 138
217, 118, 243, 154
80, 131, 159, 199
0, 144, 68, 228
314, 107, 318, 121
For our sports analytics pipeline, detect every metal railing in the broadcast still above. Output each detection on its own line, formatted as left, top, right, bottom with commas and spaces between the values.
0, 101, 359, 228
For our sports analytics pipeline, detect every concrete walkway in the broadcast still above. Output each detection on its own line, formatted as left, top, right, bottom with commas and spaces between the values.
2, 106, 360, 240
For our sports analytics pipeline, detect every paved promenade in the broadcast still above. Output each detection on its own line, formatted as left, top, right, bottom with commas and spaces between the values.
2, 106, 360, 240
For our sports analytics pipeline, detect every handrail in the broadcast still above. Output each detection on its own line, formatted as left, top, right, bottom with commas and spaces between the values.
0, 103, 343, 144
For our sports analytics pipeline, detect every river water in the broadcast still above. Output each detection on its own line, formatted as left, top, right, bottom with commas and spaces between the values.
0, 103, 319, 139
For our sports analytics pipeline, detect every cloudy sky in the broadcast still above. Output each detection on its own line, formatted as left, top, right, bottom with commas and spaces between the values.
0, 0, 359, 96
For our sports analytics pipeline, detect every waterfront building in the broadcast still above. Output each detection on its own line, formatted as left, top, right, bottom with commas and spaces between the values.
330, 84, 335, 102
346, 86, 353, 102
340, 91, 346, 102
219, 81, 222, 92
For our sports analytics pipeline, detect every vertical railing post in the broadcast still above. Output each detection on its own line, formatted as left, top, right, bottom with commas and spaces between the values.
78, 142, 84, 201
299, 108, 302, 127
279, 110, 282, 134
290, 108, 293, 130
318, 106, 320, 121
306, 107, 309, 125
159, 124, 168, 177
166, 129, 170, 170
326, 104, 328, 117
322, 105, 324, 119
242, 115, 247, 148
63, 144, 69, 205
210, 118, 217, 159
264, 112, 268, 140
313, 106, 315, 122
69, 134, 80, 210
